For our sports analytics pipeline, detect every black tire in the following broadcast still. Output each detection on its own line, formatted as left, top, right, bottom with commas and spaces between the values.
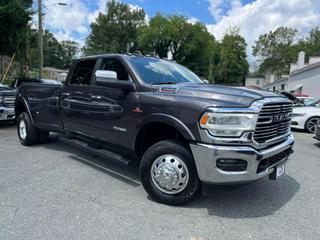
38, 130, 50, 144
139, 140, 200, 205
17, 112, 38, 146
305, 117, 320, 133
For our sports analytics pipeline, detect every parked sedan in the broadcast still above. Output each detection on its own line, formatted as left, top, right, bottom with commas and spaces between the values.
291, 106, 320, 133
314, 124, 320, 140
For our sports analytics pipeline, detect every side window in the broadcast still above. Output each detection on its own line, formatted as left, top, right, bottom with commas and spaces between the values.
70, 59, 97, 85
100, 58, 130, 81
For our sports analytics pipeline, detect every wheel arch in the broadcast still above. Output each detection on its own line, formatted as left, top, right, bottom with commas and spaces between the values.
15, 96, 34, 125
134, 114, 195, 160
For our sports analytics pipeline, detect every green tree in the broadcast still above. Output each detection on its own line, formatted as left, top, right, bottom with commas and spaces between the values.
303, 27, 320, 59
84, 0, 146, 54
138, 13, 171, 58
0, 0, 32, 56
138, 14, 218, 79
60, 40, 78, 69
252, 27, 298, 74
30, 30, 78, 70
217, 31, 249, 85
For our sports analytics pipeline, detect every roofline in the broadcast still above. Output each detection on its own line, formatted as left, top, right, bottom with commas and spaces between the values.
291, 61, 320, 76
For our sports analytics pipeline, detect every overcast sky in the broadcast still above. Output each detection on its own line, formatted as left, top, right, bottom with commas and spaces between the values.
34, 0, 320, 64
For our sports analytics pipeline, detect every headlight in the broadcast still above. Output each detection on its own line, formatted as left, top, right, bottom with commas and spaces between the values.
199, 112, 258, 137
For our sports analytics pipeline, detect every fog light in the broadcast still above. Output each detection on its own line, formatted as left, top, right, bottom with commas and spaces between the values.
216, 159, 247, 172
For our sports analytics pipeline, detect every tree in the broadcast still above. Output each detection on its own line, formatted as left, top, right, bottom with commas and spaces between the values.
217, 31, 249, 85
84, 0, 146, 55
252, 27, 298, 74
138, 14, 218, 79
60, 40, 78, 69
303, 27, 320, 58
0, 0, 32, 56
137, 13, 171, 58
30, 30, 78, 70
173, 22, 217, 79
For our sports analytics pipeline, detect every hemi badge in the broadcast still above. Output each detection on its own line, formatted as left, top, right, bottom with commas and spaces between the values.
159, 87, 178, 93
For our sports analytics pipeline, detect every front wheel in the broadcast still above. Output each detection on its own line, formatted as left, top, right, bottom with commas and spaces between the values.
17, 113, 38, 146
305, 117, 320, 133
139, 140, 200, 205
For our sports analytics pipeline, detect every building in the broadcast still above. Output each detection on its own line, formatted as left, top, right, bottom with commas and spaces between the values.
263, 51, 320, 98
245, 77, 265, 89
43, 67, 68, 81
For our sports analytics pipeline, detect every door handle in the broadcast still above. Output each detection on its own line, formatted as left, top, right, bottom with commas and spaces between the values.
62, 92, 70, 97
90, 95, 102, 100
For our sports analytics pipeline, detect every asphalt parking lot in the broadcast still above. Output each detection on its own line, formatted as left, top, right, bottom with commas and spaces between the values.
1, 123, 320, 240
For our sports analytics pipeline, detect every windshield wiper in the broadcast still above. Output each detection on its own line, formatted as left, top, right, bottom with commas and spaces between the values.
151, 81, 178, 85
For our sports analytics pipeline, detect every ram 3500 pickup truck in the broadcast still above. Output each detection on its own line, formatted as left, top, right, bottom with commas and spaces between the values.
15, 54, 294, 205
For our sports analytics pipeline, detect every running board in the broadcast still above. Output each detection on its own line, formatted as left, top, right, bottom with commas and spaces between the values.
59, 136, 133, 166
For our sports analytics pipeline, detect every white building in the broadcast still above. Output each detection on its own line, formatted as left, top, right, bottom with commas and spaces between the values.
43, 67, 68, 81
245, 77, 265, 89
264, 51, 320, 98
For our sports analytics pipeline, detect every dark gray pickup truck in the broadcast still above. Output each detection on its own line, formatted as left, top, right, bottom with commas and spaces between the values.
15, 54, 294, 205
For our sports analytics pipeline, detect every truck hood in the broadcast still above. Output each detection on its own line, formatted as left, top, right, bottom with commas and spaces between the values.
155, 83, 286, 107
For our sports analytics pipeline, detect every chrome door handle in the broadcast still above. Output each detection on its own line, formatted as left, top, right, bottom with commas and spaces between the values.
62, 92, 70, 97
91, 95, 102, 100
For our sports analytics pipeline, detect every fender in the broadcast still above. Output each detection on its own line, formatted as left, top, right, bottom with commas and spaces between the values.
15, 95, 35, 125
135, 113, 196, 141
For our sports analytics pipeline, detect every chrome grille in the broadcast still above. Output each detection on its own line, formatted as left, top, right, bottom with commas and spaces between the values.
2, 96, 15, 108
254, 102, 293, 143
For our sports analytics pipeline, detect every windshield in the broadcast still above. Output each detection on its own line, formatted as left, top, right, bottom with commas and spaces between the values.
127, 56, 203, 85
302, 98, 318, 106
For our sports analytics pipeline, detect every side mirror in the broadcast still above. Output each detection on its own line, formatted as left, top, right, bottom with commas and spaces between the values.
95, 70, 135, 91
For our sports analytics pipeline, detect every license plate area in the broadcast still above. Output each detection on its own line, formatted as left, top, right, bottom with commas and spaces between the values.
269, 163, 285, 180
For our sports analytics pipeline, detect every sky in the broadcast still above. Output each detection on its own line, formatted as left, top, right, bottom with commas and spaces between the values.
34, 0, 320, 64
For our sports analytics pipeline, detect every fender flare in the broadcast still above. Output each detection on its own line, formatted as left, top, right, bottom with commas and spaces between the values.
15, 95, 35, 125
135, 113, 196, 141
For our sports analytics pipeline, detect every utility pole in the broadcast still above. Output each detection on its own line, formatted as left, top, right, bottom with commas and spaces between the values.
38, 0, 43, 80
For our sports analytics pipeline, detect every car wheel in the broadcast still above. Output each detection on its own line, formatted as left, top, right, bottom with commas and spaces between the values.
305, 117, 320, 133
139, 140, 200, 205
17, 112, 38, 146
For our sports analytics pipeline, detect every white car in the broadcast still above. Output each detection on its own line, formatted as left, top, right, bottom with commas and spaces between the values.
291, 106, 320, 133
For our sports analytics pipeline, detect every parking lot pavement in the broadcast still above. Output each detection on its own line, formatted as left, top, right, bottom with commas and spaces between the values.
1, 123, 320, 240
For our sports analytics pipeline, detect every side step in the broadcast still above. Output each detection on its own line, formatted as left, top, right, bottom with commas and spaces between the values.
59, 136, 133, 166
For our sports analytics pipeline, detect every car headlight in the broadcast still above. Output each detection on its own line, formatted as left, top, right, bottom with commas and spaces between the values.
199, 112, 258, 137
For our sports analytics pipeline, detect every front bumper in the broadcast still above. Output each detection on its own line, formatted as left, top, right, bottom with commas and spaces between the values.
0, 106, 15, 121
290, 116, 305, 130
190, 134, 294, 184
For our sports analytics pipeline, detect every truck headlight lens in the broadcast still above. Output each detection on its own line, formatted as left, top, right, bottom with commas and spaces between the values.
199, 112, 258, 137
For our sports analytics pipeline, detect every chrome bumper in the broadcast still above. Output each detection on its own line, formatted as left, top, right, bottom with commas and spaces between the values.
190, 134, 294, 184
0, 106, 15, 121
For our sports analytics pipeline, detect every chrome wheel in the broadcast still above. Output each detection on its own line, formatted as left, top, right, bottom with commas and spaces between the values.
306, 117, 320, 133
19, 119, 27, 140
151, 154, 189, 194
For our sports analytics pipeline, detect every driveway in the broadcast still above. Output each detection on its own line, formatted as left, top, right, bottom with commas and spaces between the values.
1, 124, 319, 240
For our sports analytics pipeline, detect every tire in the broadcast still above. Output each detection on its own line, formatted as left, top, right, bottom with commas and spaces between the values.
305, 117, 320, 133
17, 112, 39, 146
139, 140, 200, 205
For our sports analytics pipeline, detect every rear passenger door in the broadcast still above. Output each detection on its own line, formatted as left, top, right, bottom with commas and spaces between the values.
60, 58, 98, 136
